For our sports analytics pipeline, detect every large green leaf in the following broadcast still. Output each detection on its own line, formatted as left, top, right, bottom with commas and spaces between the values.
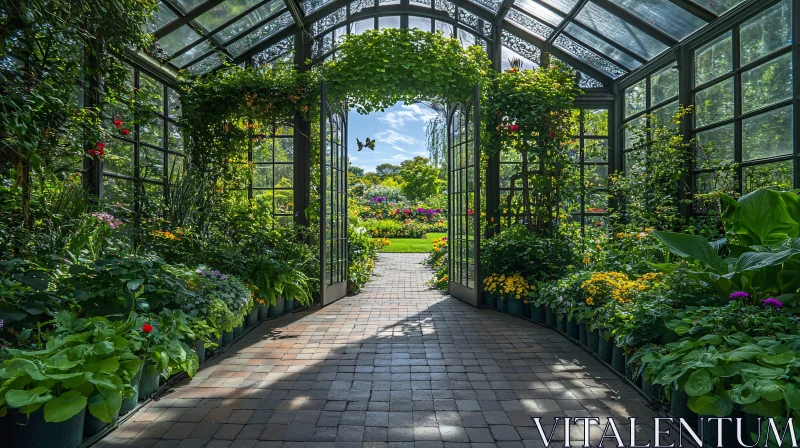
88, 389, 122, 423
730, 381, 760, 404
43, 390, 87, 423
5, 387, 52, 409
688, 393, 733, 417
684, 369, 715, 396
723, 189, 800, 246
652, 231, 728, 274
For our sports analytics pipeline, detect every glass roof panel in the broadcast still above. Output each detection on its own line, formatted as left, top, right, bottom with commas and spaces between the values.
466, 0, 500, 13
216, 0, 285, 42
171, 41, 216, 67
147, 1, 179, 33
501, 30, 541, 65
513, 0, 563, 27
506, 8, 554, 40
253, 34, 294, 66
302, 0, 333, 13
502, 45, 539, 71
195, 0, 265, 31
607, 0, 707, 41
540, 0, 577, 14
575, 2, 668, 59
553, 33, 626, 78
226, 11, 294, 57
157, 25, 204, 56
176, 0, 209, 11
313, 6, 347, 35
459, 8, 491, 36
552, 56, 604, 88
689, 0, 745, 16
187, 52, 226, 74
563, 22, 640, 70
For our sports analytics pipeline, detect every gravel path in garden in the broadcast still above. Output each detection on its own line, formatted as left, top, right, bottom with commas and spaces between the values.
98, 253, 677, 448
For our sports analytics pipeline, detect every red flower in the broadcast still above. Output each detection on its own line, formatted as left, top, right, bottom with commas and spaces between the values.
549, 131, 556, 138
511, 125, 519, 132
113, 118, 124, 129
96, 142, 105, 150
595, 222, 602, 227
142, 323, 153, 333
121, 128, 130, 136
467, 209, 474, 215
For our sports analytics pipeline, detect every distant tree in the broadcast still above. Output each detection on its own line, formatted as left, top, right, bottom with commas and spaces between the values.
349, 165, 365, 178
375, 163, 401, 179
399, 157, 442, 201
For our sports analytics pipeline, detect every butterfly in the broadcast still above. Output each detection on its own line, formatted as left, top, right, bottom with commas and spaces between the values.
356, 137, 376, 151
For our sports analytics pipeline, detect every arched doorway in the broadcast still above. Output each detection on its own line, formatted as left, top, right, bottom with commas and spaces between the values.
318, 82, 482, 307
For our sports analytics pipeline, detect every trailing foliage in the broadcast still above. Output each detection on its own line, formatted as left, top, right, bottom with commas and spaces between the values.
320, 28, 491, 114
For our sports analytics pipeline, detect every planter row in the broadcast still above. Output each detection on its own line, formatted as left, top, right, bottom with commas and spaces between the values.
2, 297, 307, 448
485, 293, 762, 448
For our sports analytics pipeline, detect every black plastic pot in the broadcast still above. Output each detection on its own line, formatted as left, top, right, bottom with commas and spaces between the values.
545, 307, 556, 327
611, 345, 625, 374
507, 299, 524, 317
11, 405, 86, 448
232, 325, 244, 339
258, 304, 268, 320
578, 323, 588, 347
139, 366, 160, 399
531, 304, 546, 324
700, 409, 745, 448
120, 365, 143, 415
587, 329, 599, 354
268, 297, 285, 318
484, 293, 497, 309
497, 297, 508, 313
1, 410, 10, 441
221, 330, 233, 346
597, 331, 613, 363
285, 298, 295, 312
642, 378, 662, 403
245, 307, 259, 327
194, 340, 206, 364
566, 318, 579, 340
84, 404, 119, 436
670, 390, 697, 422
556, 315, 567, 332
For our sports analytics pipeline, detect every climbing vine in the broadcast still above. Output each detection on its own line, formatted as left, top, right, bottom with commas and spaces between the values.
319, 28, 491, 114
485, 63, 582, 234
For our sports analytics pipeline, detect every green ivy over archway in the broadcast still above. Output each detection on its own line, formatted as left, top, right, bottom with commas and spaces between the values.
319, 28, 491, 114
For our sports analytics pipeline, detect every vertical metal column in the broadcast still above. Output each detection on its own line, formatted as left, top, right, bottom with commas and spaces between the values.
294, 29, 313, 226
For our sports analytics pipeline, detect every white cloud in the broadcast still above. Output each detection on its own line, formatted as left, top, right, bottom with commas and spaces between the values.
374, 129, 420, 146
377, 103, 439, 130
391, 146, 407, 153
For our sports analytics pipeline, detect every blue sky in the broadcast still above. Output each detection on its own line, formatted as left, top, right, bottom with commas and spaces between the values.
347, 102, 437, 172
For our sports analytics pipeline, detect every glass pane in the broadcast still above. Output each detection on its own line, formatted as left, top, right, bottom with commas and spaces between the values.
458, 29, 475, 48
275, 190, 293, 214
103, 177, 136, 209
740, 0, 792, 66
583, 109, 608, 136
653, 101, 679, 129
274, 164, 293, 187
650, 64, 678, 105
104, 139, 135, 176
506, 8, 554, 40
254, 165, 274, 188
742, 106, 793, 161
409, 16, 432, 31
743, 160, 793, 194
553, 34, 626, 78
696, 123, 734, 169
689, 0, 745, 16
350, 18, 373, 35
186, 52, 226, 74
303, 0, 332, 12
226, 11, 293, 57
435, 20, 454, 37
216, 0, 285, 42
378, 16, 400, 29
695, 171, 736, 212
514, 0, 564, 26
141, 117, 165, 148
139, 73, 164, 112
170, 42, 215, 68
177, 0, 207, 11
624, 79, 645, 118
140, 147, 165, 181
168, 88, 182, 119
540, 0, 577, 14
695, 31, 732, 86
501, 46, 538, 71
585, 164, 608, 188
274, 138, 294, 161
575, 1, 668, 59
695, 79, 734, 128
141, 183, 166, 218
607, 0, 707, 40
741, 52, 793, 113
253, 139, 272, 162
147, 1, 179, 33
157, 25, 203, 56
168, 122, 182, 152
563, 23, 640, 70
195, 0, 264, 31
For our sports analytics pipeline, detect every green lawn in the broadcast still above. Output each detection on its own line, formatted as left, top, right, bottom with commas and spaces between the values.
379, 233, 447, 253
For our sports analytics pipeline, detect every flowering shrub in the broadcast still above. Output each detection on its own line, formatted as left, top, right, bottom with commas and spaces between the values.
580, 271, 664, 305
425, 237, 448, 290
175, 267, 252, 333
364, 219, 428, 238
483, 273, 533, 301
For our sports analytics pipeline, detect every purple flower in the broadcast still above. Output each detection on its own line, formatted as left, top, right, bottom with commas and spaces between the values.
763, 298, 783, 308
221, 274, 228, 280
729, 291, 750, 300
417, 208, 424, 213
0, 319, 3, 330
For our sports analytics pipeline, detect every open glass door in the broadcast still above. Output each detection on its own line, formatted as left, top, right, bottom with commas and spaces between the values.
447, 84, 481, 306
320, 82, 348, 305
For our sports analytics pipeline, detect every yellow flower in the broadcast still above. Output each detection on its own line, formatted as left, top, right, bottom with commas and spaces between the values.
585, 297, 594, 306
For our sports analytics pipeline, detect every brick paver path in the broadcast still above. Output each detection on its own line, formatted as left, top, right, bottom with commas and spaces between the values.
99, 253, 668, 448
